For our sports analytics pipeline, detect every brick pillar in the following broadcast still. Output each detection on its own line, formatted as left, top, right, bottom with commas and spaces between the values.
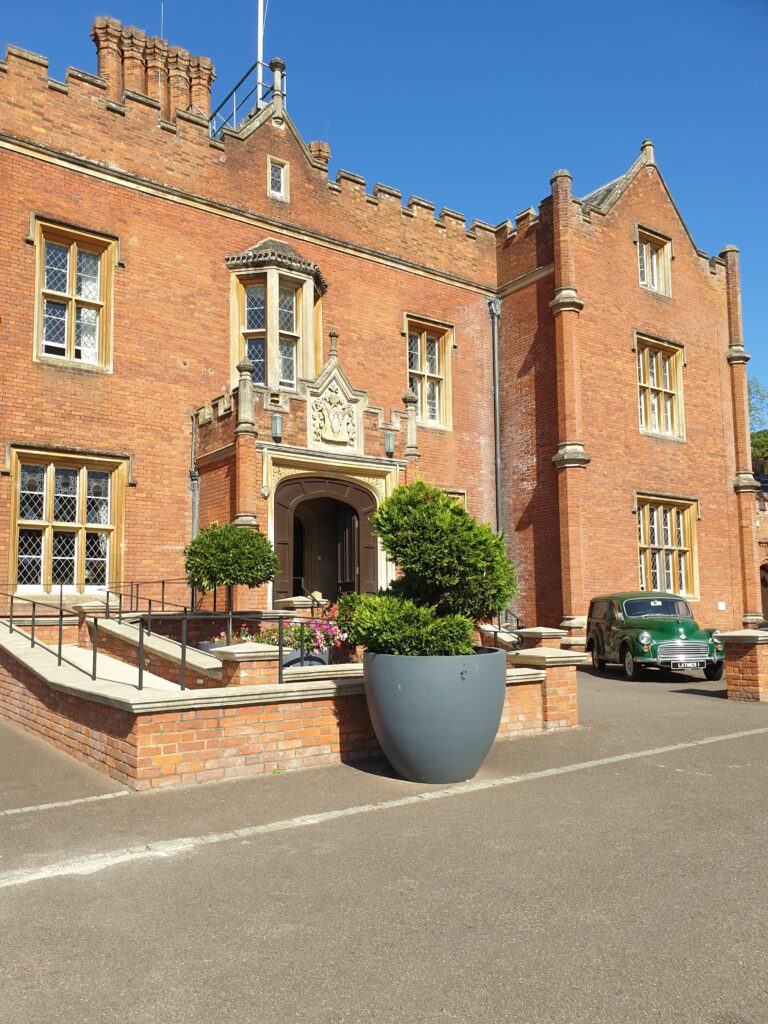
402, 388, 420, 484
721, 630, 768, 701
721, 246, 762, 626
91, 16, 123, 102
168, 46, 191, 114
146, 37, 169, 119
506, 646, 587, 729
516, 627, 567, 650
549, 169, 590, 632
211, 643, 281, 686
121, 26, 147, 94
189, 56, 215, 117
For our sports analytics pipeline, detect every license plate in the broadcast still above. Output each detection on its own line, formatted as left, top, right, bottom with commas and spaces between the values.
671, 661, 706, 670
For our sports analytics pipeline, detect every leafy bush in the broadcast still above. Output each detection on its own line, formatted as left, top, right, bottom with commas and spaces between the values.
371, 480, 517, 623
346, 594, 473, 657
184, 523, 279, 593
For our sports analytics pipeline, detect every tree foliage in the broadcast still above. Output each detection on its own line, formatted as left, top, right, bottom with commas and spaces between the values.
749, 377, 768, 463
184, 523, 279, 593
346, 594, 474, 657
370, 479, 517, 623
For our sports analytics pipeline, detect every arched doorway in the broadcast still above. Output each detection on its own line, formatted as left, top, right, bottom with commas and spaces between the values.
273, 477, 378, 604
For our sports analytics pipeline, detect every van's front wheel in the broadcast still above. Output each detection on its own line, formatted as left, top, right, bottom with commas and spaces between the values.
622, 646, 642, 681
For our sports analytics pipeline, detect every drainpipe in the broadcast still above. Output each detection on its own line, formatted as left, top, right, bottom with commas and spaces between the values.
189, 413, 200, 540
487, 297, 503, 534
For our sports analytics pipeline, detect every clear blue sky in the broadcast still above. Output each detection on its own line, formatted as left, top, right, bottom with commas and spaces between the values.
3, 1, 767, 383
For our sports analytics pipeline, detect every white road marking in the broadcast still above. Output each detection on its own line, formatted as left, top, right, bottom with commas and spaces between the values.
2, 726, 767, 890
1, 791, 128, 817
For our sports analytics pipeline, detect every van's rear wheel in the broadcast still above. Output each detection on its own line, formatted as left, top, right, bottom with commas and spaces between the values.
591, 645, 606, 671
622, 646, 642, 681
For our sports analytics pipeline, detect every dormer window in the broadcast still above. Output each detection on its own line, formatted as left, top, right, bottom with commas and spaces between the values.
226, 239, 327, 391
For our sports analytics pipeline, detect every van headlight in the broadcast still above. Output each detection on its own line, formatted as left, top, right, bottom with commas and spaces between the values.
638, 631, 653, 645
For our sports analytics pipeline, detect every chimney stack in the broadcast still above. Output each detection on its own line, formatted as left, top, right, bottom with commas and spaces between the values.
308, 141, 331, 167
90, 17, 215, 118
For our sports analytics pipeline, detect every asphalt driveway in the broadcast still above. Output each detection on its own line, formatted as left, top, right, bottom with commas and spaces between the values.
1, 668, 768, 1024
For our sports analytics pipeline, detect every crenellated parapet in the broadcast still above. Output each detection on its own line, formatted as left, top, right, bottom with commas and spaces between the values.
0, 23, 498, 287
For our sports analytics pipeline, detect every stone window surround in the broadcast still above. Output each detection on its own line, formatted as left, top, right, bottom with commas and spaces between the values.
634, 223, 673, 297
267, 156, 289, 202
401, 313, 454, 431
9, 445, 127, 595
31, 218, 117, 373
633, 331, 687, 442
633, 491, 700, 600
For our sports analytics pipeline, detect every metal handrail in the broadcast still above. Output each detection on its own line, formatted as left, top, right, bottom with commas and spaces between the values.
0, 585, 336, 693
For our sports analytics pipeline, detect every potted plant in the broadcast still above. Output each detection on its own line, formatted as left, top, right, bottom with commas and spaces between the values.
258, 613, 348, 667
184, 523, 279, 649
344, 480, 517, 784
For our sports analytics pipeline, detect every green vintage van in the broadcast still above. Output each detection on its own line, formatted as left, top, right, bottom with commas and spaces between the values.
586, 591, 724, 681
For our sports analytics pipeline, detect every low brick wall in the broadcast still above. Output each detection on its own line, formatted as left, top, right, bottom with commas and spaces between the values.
0, 638, 578, 790
86, 624, 218, 690
721, 631, 768, 701
0, 646, 140, 787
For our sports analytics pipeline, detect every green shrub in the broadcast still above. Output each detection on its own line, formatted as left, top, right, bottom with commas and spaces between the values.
371, 480, 517, 623
346, 594, 473, 657
184, 523, 279, 593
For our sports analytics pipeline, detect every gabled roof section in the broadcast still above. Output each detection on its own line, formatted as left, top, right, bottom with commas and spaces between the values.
225, 238, 328, 295
579, 140, 702, 256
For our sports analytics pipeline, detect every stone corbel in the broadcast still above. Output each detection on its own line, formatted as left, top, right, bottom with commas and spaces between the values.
726, 346, 751, 366
549, 286, 584, 316
552, 440, 591, 469
734, 471, 760, 494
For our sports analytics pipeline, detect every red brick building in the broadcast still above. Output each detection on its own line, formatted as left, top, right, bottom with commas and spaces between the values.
0, 17, 761, 631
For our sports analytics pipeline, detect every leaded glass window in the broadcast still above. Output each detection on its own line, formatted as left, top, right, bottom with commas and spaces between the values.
85, 532, 109, 587
38, 228, 109, 366
20, 465, 46, 521
54, 468, 79, 522
637, 497, 695, 597
406, 324, 446, 424
269, 161, 285, 197
86, 472, 110, 525
279, 337, 296, 387
14, 457, 119, 591
278, 287, 295, 332
51, 531, 77, 586
247, 338, 266, 386
17, 529, 43, 587
245, 285, 266, 331
637, 338, 683, 438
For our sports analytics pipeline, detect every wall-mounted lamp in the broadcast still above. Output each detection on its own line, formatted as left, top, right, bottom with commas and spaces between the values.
271, 412, 283, 443
384, 431, 395, 456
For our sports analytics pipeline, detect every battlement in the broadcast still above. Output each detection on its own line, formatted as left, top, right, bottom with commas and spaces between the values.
0, 20, 499, 287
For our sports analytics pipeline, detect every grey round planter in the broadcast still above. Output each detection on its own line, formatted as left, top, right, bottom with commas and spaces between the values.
363, 647, 506, 784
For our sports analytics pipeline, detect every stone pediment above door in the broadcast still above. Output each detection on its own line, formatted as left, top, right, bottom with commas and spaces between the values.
307, 355, 367, 455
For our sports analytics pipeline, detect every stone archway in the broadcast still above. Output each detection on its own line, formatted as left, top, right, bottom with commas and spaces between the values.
273, 476, 378, 604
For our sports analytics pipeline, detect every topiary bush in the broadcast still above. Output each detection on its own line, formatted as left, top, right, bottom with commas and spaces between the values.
371, 479, 517, 623
346, 480, 517, 657
346, 594, 474, 657
184, 523, 279, 594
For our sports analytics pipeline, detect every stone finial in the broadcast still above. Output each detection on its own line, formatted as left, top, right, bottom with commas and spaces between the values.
641, 139, 655, 164
329, 330, 339, 357
402, 389, 418, 406
550, 168, 572, 183
308, 141, 331, 167
269, 57, 286, 120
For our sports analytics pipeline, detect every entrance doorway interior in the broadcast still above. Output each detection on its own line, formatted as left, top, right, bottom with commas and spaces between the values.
274, 477, 378, 604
